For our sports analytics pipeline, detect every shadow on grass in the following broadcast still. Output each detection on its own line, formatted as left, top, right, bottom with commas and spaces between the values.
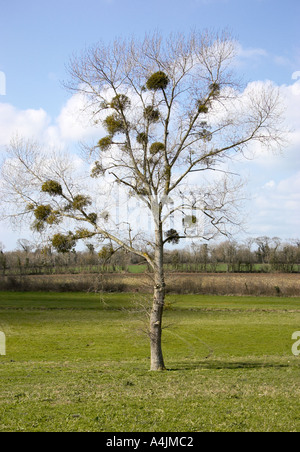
168, 360, 290, 371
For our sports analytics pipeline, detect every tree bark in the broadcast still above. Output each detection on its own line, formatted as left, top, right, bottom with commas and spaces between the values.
150, 223, 166, 371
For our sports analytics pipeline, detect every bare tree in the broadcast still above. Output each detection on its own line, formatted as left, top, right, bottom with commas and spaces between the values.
0, 31, 286, 370
17, 238, 32, 253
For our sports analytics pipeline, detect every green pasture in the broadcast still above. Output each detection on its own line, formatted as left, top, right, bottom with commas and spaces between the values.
0, 292, 299, 432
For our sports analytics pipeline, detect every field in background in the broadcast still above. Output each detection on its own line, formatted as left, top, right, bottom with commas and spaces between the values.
0, 292, 299, 432
3, 262, 300, 276
1, 272, 300, 297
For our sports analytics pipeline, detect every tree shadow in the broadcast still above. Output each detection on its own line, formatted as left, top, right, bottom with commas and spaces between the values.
167, 360, 291, 371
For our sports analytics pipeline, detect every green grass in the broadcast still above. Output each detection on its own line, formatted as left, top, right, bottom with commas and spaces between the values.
0, 292, 299, 432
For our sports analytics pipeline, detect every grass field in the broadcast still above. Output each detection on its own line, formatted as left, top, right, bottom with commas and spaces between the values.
0, 292, 299, 432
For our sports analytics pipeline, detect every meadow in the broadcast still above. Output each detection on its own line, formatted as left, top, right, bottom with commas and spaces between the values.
0, 291, 299, 432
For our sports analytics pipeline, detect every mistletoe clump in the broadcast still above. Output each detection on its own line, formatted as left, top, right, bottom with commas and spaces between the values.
146, 71, 170, 91
32, 204, 60, 231
51, 232, 76, 253
209, 82, 220, 97
198, 129, 212, 142
110, 94, 131, 112
41, 180, 63, 196
91, 161, 105, 178
143, 106, 160, 123
34, 205, 52, 221
136, 132, 148, 145
70, 195, 92, 210
103, 114, 126, 136
87, 212, 98, 224
197, 101, 209, 114
98, 245, 114, 260
150, 142, 165, 155
165, 229, 180, 245
98, 136, 113, 151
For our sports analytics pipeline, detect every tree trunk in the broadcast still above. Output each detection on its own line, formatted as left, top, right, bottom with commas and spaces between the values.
150, 224, 166, 371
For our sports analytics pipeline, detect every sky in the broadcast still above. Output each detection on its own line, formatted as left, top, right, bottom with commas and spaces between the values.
0, 0, 299, 250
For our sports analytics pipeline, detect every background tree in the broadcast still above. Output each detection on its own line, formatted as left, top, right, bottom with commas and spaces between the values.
0, 31, 286, 370
0, 242, 6, 276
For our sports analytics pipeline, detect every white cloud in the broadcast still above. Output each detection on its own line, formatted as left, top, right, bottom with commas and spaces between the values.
235, 44, 295, 73
0, 103, 50, 146
0, 93, 105, 151
56, 93, 104, 143
249, 172, 300, 238
277, 172, 300, 196
237, 45, 268, 60
232, 79, 300, 172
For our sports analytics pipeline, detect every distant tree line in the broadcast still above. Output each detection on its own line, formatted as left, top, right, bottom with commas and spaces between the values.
165, 237, 300, 273
0, 236, 299, 276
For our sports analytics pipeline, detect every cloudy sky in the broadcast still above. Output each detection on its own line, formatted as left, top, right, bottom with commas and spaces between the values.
0, 0, 299, 249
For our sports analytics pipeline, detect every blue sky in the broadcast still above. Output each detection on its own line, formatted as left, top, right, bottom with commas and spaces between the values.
0, 0, 300, 249
1, 0, 299, 115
